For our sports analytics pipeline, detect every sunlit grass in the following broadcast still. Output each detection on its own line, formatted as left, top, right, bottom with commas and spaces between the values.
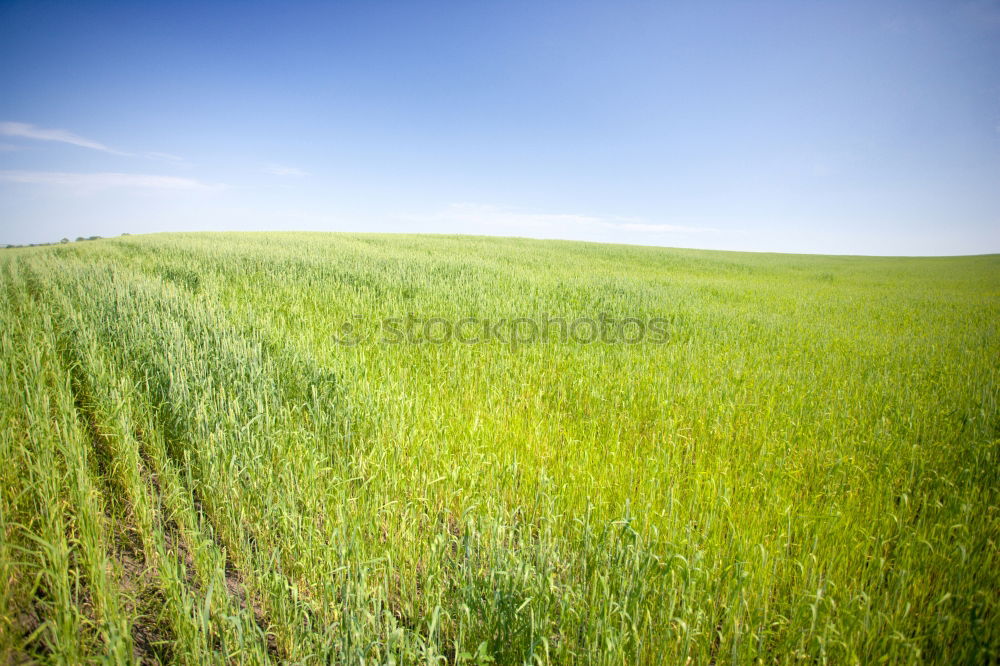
1, 232, 997, 663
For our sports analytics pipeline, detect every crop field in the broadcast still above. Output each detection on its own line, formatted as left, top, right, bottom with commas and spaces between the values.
0, 232, 997, 664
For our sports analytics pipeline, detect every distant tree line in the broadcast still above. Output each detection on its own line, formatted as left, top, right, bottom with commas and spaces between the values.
4, 235, 107, 249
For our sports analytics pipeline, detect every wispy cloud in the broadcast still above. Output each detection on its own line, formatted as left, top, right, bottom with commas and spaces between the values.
145, 151, 187, 164
0, 170, 221, 191
424, 203, 720, 234
421, 203, 606, 229
612, 222, 720, 233
0, 121, 124, 154
0, 121, 194, 164
263, 164, 308, 177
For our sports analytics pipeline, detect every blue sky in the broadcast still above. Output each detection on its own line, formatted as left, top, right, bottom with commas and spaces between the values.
1, 0, 998, 255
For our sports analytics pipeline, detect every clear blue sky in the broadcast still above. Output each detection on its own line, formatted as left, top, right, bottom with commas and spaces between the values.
2, 0, 998, 255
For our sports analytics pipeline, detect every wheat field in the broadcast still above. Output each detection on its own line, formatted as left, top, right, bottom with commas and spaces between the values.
1, 232, 997, 664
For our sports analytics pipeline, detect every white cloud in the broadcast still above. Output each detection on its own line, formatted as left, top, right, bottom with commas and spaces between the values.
263, 164, 308, 177
0, 122, 192, 163
145, 151, 187, 163
612, 222, 720, 233
424, 203, 719, 234
436, 203, 602, 228
0, 170, 221, 191
0, 121, 123, 154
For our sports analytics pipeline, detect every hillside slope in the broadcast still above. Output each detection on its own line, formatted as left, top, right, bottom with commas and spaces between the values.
2, 233, 997, 663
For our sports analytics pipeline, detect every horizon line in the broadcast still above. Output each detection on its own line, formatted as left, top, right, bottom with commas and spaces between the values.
4, 229, 1000, 260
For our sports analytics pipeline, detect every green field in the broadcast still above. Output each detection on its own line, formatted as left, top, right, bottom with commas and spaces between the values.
1, 232, 997, 664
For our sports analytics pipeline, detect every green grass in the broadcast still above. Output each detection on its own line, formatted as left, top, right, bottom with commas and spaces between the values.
1, 232, 997, 664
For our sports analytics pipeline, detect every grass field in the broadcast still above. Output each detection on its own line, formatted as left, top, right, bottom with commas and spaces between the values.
1, 232, 997, 664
